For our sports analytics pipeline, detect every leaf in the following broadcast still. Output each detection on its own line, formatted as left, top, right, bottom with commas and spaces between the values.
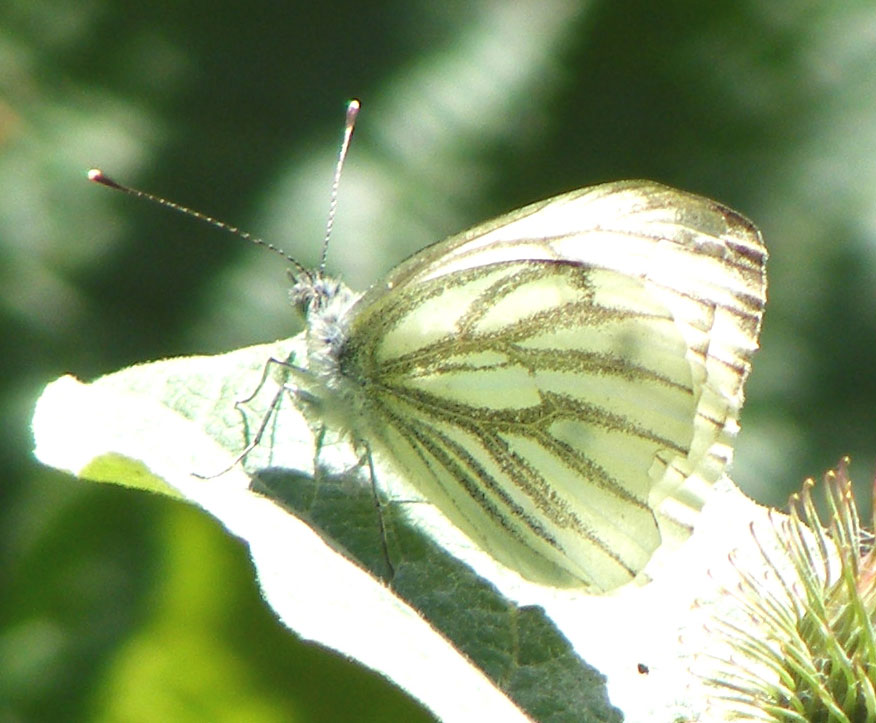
31, 338, 623, 722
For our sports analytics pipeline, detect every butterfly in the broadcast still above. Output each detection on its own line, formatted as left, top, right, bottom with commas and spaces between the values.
90, 104, 766, 592
290, 176, 767, 592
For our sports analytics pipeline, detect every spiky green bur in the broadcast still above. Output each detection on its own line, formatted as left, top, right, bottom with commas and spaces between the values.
707, 459, 876, 721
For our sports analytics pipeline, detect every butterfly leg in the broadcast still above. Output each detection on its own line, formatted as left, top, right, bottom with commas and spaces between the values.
310, 428, 396, 584
236, 354, 299, 406
363, 443, 396, 583
193, 355, 299, 479
230, 355, 397, 583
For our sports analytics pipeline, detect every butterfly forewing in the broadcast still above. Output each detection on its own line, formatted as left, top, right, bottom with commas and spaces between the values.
333, 180, 766, 591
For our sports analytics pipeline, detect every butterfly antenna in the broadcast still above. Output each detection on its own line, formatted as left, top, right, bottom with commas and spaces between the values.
87, 168, 310, 277
319, 98, 360, 274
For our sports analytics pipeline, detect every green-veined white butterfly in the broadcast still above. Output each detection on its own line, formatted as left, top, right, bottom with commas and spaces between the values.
91, 102, 767, 592
298, 183, 766, 592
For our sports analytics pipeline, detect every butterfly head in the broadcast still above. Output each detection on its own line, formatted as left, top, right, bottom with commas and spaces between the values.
288, 269, 357, 319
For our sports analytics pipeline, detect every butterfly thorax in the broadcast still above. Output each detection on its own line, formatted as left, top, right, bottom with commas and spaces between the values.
289, 270, 364, 425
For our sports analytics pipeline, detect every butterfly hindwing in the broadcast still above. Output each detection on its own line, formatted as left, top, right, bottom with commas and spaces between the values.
332, 181, 766, 590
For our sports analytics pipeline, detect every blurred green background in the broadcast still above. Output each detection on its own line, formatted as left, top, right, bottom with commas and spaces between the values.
4, 1, 876, 720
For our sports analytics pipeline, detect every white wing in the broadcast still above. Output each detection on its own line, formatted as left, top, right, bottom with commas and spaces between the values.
339, 181, 767, 590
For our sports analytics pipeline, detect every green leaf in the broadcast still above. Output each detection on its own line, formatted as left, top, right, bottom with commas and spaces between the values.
31, 338, 625, 722
33, 336, 775, 721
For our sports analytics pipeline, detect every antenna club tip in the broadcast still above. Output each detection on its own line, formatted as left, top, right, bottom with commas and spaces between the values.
346, 99, 360, 125
87, 168, 123, 190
